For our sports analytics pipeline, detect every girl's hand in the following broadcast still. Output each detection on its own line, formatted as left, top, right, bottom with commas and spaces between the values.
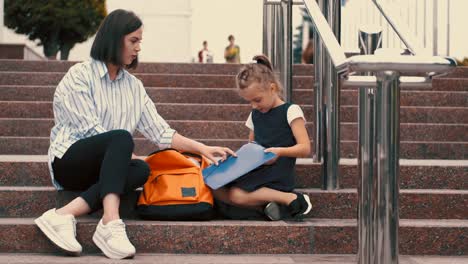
200, 145, 236, 165
263, 147, 282, 165
264, 147, 283, 156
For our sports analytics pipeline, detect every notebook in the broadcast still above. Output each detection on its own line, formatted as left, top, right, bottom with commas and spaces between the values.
202, 142, 277, 190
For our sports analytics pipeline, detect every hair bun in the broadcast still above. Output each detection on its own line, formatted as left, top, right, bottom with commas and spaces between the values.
252, 54, 273, 71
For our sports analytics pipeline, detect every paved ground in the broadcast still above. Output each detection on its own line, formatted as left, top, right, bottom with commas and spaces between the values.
1, 254, 467, 264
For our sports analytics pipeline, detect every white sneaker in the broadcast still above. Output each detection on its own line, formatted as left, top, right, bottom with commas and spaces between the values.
34, 208, 82, 255
92, 219, 136, 259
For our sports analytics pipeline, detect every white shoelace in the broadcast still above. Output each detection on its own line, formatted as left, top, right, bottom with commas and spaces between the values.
55, 218, 76, 237
109, 221, 128, 240
72, 218, 77, 237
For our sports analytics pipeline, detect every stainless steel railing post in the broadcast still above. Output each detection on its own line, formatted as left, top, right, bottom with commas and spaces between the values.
313, 26, 324, 164
281, 0, 293, 102
321, 0, 341, 189
374, 70, 400, 264
263, 0, 294, 102
357, 26, 382, 264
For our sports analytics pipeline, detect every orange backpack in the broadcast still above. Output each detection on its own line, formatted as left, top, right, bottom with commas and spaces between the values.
137, 149, 214, 220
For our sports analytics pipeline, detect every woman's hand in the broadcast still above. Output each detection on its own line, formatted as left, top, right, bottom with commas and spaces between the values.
200, 145, 236, 165
131, 153, 146, 161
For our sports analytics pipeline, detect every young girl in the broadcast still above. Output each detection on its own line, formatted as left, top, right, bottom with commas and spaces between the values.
213, 55, 312, 220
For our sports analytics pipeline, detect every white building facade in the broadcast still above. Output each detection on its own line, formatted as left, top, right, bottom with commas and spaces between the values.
0, 0, 193, 62
1, 0, 467, 62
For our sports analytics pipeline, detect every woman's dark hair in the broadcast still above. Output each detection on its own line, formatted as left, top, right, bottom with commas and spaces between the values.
91, 9, 142, 69
236, 54, 283, 97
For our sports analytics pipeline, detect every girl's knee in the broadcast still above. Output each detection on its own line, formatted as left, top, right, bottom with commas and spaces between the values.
228, 187, 248, 205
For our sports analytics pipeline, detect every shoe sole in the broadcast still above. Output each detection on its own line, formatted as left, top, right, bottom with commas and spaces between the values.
92, 233, 135, 259
264, 202, 282, 221
34, 217, 81, 256
303, 194, 313, 215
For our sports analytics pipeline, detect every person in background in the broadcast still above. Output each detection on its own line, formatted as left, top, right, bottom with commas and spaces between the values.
198, 40, 213, 63
224, 35, 240, 63
301, 39, 314, 64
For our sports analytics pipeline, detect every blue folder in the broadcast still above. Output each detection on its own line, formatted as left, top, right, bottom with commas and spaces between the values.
202, 142, 277, 190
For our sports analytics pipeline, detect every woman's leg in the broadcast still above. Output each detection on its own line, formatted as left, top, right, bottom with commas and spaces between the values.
56, 159, 149, 219
53, 130, 137, 218
36, 130, 147, 257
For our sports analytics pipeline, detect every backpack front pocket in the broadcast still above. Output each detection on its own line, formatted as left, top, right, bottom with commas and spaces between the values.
146, 171, 201, 204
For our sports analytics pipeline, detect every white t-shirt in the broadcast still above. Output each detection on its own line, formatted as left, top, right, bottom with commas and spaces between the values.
245, 104, 305, 130
201, 50, 213, 63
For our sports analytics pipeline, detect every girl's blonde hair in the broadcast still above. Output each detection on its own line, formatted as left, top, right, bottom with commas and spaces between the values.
236, 55, 283, 98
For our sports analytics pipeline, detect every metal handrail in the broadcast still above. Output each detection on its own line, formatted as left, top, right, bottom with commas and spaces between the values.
300, 0, 456, 193
264, 1, 456, 264
268, 1, 457, 264
346, 54, 457, 74
371, 0, 425, 55
298, 0, 456, 77
343, 76, 431, 89
303, 0, 347, 70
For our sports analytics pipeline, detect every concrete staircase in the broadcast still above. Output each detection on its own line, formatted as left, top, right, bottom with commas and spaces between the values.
0, 60, 466, 256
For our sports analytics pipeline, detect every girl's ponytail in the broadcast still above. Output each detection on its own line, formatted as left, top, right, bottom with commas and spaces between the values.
253, 54, 273, 71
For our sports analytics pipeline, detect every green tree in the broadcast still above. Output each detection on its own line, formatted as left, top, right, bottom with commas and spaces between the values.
5, 0, 107, 60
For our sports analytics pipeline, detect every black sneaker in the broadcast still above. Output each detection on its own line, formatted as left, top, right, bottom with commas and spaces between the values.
263, 202, 282, 221
288, 193, 313, 218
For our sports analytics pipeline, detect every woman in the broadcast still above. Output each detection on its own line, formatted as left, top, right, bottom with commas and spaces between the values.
34, 9, 234, 259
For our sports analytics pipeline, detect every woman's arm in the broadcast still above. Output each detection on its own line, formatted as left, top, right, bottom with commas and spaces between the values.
135, 81, 235, 164
58, 65, 107, 137
265, 118, 311, 158
171, 133, 235, 165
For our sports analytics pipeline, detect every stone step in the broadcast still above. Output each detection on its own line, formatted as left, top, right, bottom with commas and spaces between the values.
0, 119, 466, 142
0, 218, 466, 255
0, 187, 466, 219
445, 66, 468, 78
0, 137, 465, 159
1, 102, 466, 124
0, 60, 314, 75
432, 77, 468, 91
1, 86, 467, 107
0, 72, 312, 89
1, 254, 467, 264
1, 59, 468, 79
0, 72, 467, 91
1, 157, 466, 190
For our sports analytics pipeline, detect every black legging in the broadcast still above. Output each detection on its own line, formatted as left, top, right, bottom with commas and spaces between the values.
52, 129, 150, 211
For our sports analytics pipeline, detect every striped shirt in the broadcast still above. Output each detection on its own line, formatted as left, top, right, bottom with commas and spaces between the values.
48, 59, 176, 189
